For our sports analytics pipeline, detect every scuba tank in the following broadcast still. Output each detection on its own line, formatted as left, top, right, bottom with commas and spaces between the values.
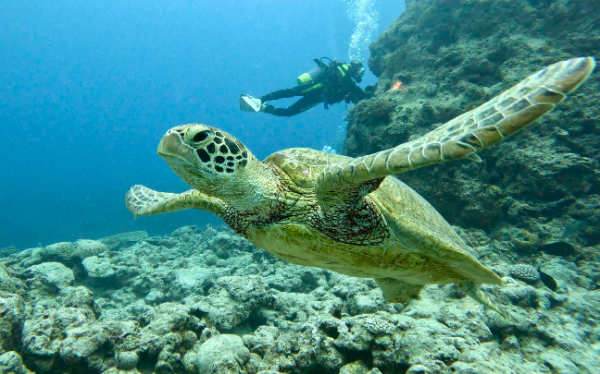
297, 66, 325, 85
296, 57, 342, 85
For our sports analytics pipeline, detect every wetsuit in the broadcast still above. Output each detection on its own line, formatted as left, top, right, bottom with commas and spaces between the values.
259, 62, 370, 117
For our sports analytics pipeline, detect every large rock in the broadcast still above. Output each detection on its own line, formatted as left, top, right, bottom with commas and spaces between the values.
82, 255, 138, 288
190, 275, 267, 332
345, 0, 600, 248
21, 306, 96, 372
7, 240, 108, 268
0, 351, 34, 374
26, 262, 74, 290
184, 334, 252, 374
0, 265, 26, 294
0, 292, 26, 352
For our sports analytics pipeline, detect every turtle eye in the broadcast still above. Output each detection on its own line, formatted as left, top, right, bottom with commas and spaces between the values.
192, 131, 211, 142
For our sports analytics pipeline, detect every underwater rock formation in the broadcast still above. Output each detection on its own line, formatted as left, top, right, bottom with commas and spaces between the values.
345, 0, 600, 253
0, 225, 599, 373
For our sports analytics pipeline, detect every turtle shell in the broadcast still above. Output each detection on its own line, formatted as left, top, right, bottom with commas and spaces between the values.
262, 147, 502, 286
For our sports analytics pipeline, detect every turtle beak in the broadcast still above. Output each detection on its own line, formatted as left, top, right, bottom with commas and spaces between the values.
157, 129, 196, 165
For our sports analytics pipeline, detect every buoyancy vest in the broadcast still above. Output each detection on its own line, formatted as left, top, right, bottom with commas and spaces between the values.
296, 58, 354, 106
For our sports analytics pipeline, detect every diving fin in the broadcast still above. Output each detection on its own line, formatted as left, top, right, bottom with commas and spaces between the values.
240, 93, 263, 112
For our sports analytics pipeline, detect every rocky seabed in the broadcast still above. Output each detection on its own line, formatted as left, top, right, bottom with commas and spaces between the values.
0, 225, 598, 374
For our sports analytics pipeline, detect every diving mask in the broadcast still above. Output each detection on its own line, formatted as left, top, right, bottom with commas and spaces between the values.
350, 60, 365, 82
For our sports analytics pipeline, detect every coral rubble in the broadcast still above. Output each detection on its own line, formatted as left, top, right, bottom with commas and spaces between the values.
0, 224, 599, 373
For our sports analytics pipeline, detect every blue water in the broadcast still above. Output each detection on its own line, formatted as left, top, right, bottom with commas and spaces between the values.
0, 0, 405, 249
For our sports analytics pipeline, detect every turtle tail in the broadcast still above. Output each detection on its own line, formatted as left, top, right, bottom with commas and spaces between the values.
460, 281, 514, 321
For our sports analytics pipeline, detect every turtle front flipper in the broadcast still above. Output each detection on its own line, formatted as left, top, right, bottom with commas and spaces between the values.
316, 57, 595, 199
126, 185, 227, 218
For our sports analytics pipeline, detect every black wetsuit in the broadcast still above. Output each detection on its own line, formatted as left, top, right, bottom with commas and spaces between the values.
259, 63, 369, 117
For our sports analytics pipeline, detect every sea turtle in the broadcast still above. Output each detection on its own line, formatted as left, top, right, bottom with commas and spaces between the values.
126, 57, 594, 318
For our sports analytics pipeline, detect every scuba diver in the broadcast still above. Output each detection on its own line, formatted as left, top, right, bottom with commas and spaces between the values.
240, 57, 373, 117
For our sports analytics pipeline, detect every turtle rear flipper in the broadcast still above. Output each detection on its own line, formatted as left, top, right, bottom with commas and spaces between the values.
460, 281, 514, 321
375, 278, 424, 303
126, 185, 226, 218
316, 57, 595, 203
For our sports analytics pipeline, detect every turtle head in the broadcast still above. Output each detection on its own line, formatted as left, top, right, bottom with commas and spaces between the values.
157, 124, 258, 199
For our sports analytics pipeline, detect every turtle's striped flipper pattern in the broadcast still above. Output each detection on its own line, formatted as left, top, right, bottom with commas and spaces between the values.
316, 57, 595, 202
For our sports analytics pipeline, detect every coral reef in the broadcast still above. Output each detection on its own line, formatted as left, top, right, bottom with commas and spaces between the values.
0, 225, 599, 373
345, 0, 600, 252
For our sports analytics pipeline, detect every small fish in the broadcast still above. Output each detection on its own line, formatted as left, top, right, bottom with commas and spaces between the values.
538, 268, 558, 291
388, 80, 406, 92
542, 241, 577, 257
